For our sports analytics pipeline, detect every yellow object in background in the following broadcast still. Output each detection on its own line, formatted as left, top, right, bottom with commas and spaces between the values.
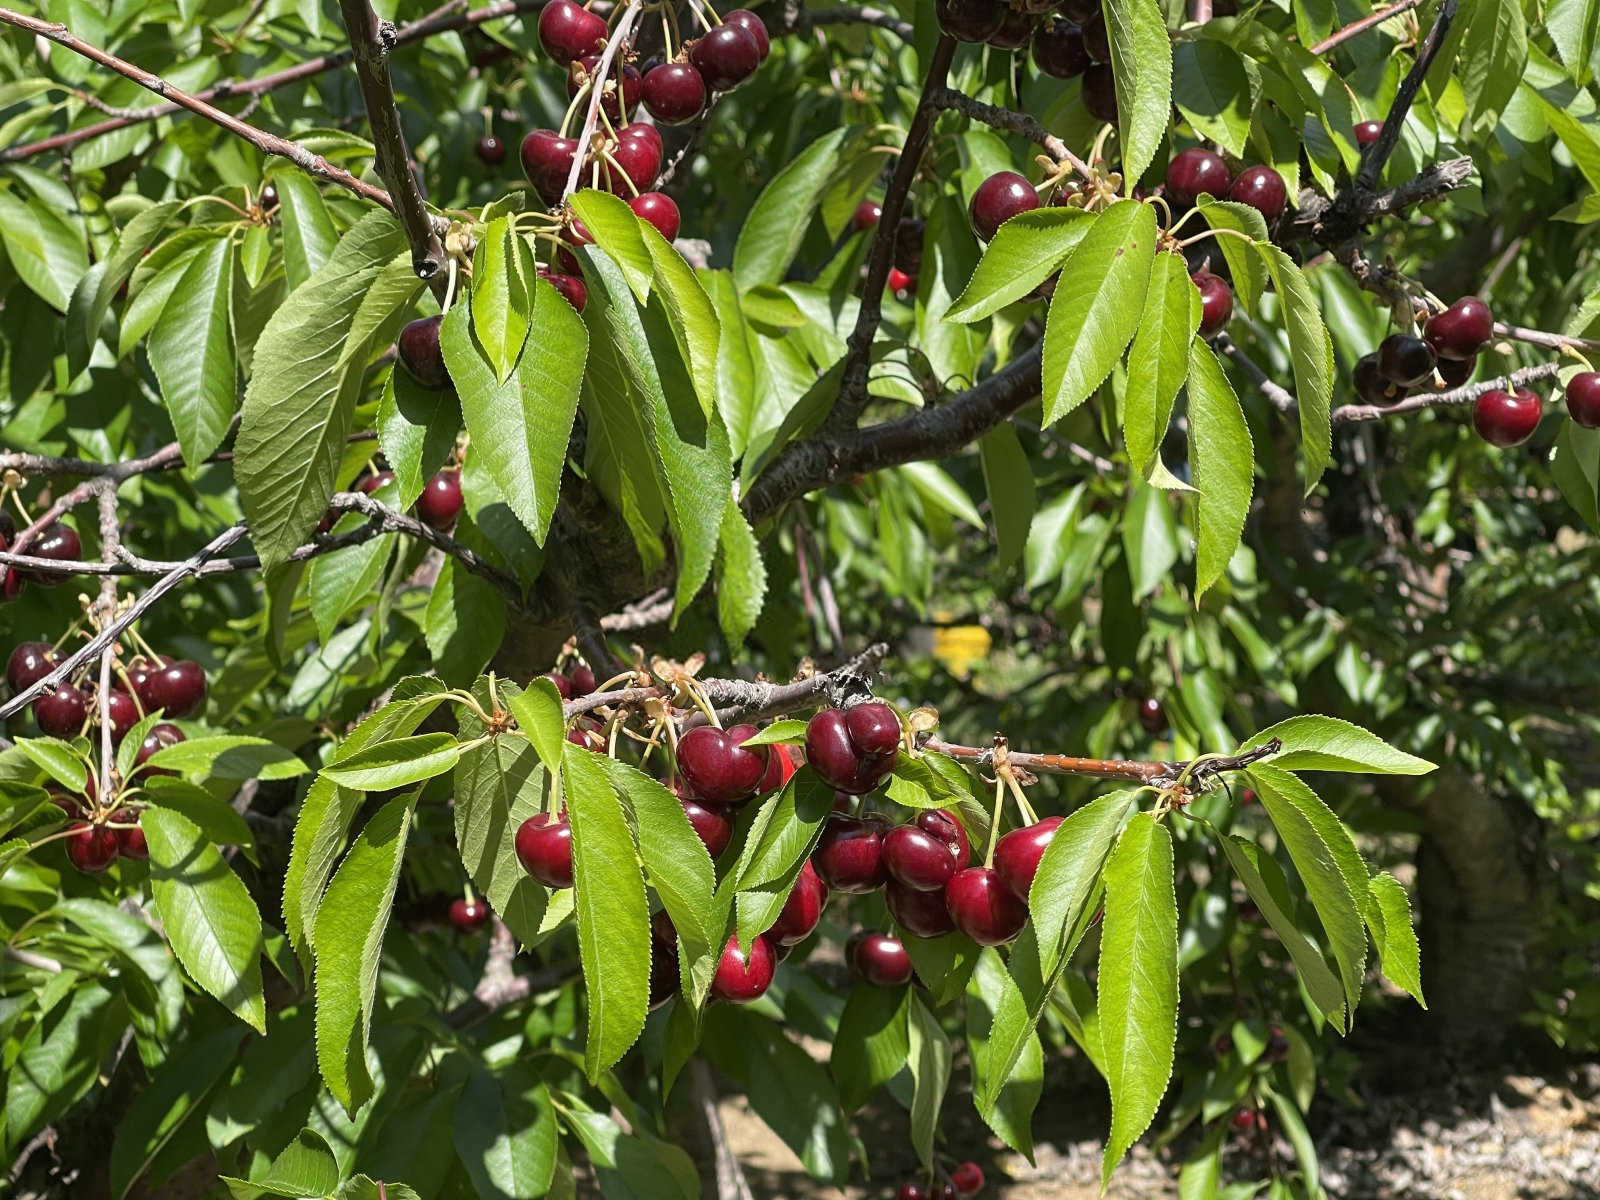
931, 619, 991, 678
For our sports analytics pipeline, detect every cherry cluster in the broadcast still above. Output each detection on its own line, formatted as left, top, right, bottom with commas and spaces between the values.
318, 453, 464, 534
939, 0, 1118, 123
0, 517, 83, 603
7, 639, 206, 741
895, 1158, 986, 1200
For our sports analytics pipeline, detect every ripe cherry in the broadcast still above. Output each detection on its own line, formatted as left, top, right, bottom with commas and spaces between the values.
641, 63, 707, 124
987, 5, 1037, 48
115, 816, 148, 860
0, 566, 21, 603
689, 24, 762, 92
355, 470, 396, 496
515, 813, 574, 888
416, 468, 464, 529
569, 55, 642, 122
677, 723, 769, 803
1266, 1025, 1290, 1061
897, 1184, 927, 1200
850, 931, 913, 987
1196, 273, 1233, 337
34, 684, 87, 737
397, 315, 449, 389
722, 9, 770, 61
970, 171, 1041, 241
1033, 19, 1089, 77
1165, 147, 1232, 207
1473, 387, 1541, 448
104, 688, 138, 743
853, 200, 882, 230
1137, 696, 1166, 735
566, 720, 606, 752
449, 897, 491, 931
66, 822, 120, 873
1425, 296, 1494, 361
475, 135, 506, 166
811, 815, 890, 893
946, 866, 1029, 946
25, 522, 82, 584
259, 183, 279, 210
887, 879, 957, 937
916, 809, 969, 864
757, 742, 798, 795
569, 665, 597, 694
628, 191, 681, 241
546, 670, 573, 699
768, 860, 828, 945
1230, 1107, 1256, 1132
1081, 63, 1118, 124
681, 796, 734, 857
522, 130, 581, 205
893, 216, 925, 274
1377, 334, 1436, 387
711, 933, 776, 1002
884, 824, 961, 892
951, 1162, 985, 1196
604, 125, 663, 194
1565, 371, 1600, 428
540, 270, 588, 312
1079, 12, 1110, 61
936, 0, 1006, 42
649, 933, 681, 1009
538, 0, 607, 65
7, 642, 57, 691
1437, 356, 1474, 388
887, 268, 916, 298
137, 658, 206, 718
1227, 166, 1288, 221
994, 815, 1064, 900
134, 722, 185, 770
804, 703, 902, 794
1354, 120, 1383, 146
1353, 352, 1404, 406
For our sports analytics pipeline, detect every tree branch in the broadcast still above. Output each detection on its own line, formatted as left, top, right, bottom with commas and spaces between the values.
559, 2, 643, 200
1329, 362, 1561, 426
928, 87, 1092, 178
919, 736, 1282, 791
1282, 155, 1475, 245
1309, 0, 1422, 55
1355, 0, 1458, 191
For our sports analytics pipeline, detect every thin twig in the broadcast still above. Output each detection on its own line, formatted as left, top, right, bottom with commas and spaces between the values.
928, 87, 1092, 178
1329, 362, 1562, 426
920, 736, 1282, 790
1215, 335, 1296, 413
94, 486, 119, 809
1309, 0, 1423, 55
560, 1, 643, 200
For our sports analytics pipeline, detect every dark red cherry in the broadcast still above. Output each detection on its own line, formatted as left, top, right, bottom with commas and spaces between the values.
355, 470, 396, 496
539, 270, 588, 312
0, 566, 21, 603
103, 688, 138, 743
676, 723, 769, 804
951, 1162, 985, 1196
883, 824, 961, 892
970, 171, 1041, 242
1033, 18, 1089, 77
853, 200, 882, 230
65, 822, 119, 873
711, 933, 776, 1002
1354, 353, 1404, 406
851, 931, 913, 987
25, 522, 81, 584
993, 815, 1064, 901
1473, 387, 1541, 447
1165, 147, 1232, 207
915, 809, 969, 865
887, 268, 916, 297
1377, 334, 1436, 387
768, 860, 827, 945
565, 720, 606, 752
886, 880, 957, 937
520, 130, 581, 204
689, 24, 762, 92
893, 217, 925, 275
757, 742, 797, 794
569, 665, 597, 694
538, 0, 607, 65
987, 5, 1037, 48
1437, 356, 1474, 388
936, 0, 1006, 42
1227, 166, 1288, 221
641, 63, 707, 124
7, 642, 57, 691
628, 191, 680, 241
515, 813, 574, 888
1566, 371, 1600, 428
416, 468, 463, 529
1081, 63, 1118, 124
138, 659, 206, 718
134, 722, 185, 771
545, 670, 573, 699
897, 1184, 927, 1200
1079, 12, 1110, 61
804, 704, 902, 794
1354, 120, 1383, 146
397, 315, 448, 389
569, 54, 643, 122
649, 933, 681, 1009
449, 897, 491, 931
475, 135, 506, 166
1137, 696, 1166, 735
34, 684, 87, 736
115, 814, 148, 860
1425, 297, 1494, 361
811, 815, 889, 893
681, 796, 734, 857
1196, 273, 1233, 337
722, 10, 770, 61
604, 125, 662, 194
945, 867, 1029, 946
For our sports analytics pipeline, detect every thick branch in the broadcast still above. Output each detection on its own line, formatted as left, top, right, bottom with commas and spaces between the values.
1356, 0, 1458, 191
1283, 156, 1475, 245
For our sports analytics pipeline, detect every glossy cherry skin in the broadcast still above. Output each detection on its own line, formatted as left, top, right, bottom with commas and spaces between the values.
970, 171, 1040, 242
1566, 371, 1600, 428
951, 1162, 985, 1196
884, 824, 961, 892
649, 934, 681, 1009
711, 933, 776, 1002
886, 879, 957, 937
1473, 387, 1541, 448
604, 126, 662, 194
1081, 63, 1118, 124
397, 315, 449, 389
628, 191, 681, 241
1425, 297, 1494, 361
994, 815, 1064, 901
134, 722, 185, 771
1231, 1107, 1256, 1131
1378, 334, 1436, 387
916, 809, 969, 864
1137, 696, 1166, 735
7, 642, 57, 691
515, 813, 574, 888
115, 816, 148, 860
642, 63, 707, 124
681, 796, 734, 858
936, 0, 1006, 42
104, 688, 138, 743
768, 860, 828, 945
66, 822, 120, 873
812, 815, 890, 893
138, 658, 206, 718
1166, 147, 1232, 207
1437, 356, 1474, 387
568, 665, 596, 695
414, 468, 463, 530
34, 684, 87, 737
0, 566, 21, 603
520, 130, 581, 204
851, 931, 913, 987
545, 670, 573, 699
1079, 12, 1110, 60
853, 200, 882, 230
1227, 166, 1288, 221
887, 268, 916, 297
475, 135, 506, 166
676, 723, 769, 803
804, 703, 902, 794
1196, 273, 1233, 337
1354, 353, 1404, 406
449, 897, 491, 931
1354, 120, 1383, 146
539, 270, 588, 312
566, 721, 606, 752
722, 9, 770, 60
945, 867, 1029, 946
897, 1184, 927, 1200
538, 0, 607, 64
355, 470, 396, 496
25, 522, 82, 584
569, 54, 642, 122
987, 5, 1037, 48
757, 742, 797, 795
689, 24, 762, 92
1033, 18, 1089, 77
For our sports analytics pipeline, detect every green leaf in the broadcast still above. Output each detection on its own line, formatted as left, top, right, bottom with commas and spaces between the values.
1030, 791, 1137, 977
569, 189, 654, 301
14, 736, 87, 792
1552, 420, 1600, 532
0, 185, 87, 310
906, 991, 952, 1171
425, 556, 509, 684
141, 777, 256, 851
308, 526, 394, 643
979, 423, 1036, 574
505, 676, 567, 769
69, 198, 182, 376
1460, 0, 1526, 125
453, 1068, 558, 1200
1238, 714, 1435, 774
1104, 0, 1174, 188
442, 277, 587, 546
831, 984, 911, 1113
1187, 338, 1254, 598
1366, 872, 1425, 1007
1098, 811, 1177, 1187
715, 498, 766, 648
453, 711, 550, 948
222, 1127, 342, 1200
945, 207, 1094, 323
1196, 199, 1270, 311
1257, 243, 1334, 491
318, 732, 461, 790
563, 744, 650, 1080
144, 808, 266, 1033
1548, 0, 1600, 86
274, 171, 339, 290
1122, 479, 1181, 601
734, 772, 835, 894
314, 790, 415, 1115
471, 218, 534, 381
738, 721, 809, 746
642, 223, 721, 418
1125, 251, 1200, 475
967, 950, 1043, 1159
733, 128, 852, 291
378, 367, 461, 508
146, 735, 309, 781
1171, 40, 1258, 156
1041, 200, 1157, 425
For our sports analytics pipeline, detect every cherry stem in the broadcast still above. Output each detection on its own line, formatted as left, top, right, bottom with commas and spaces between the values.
983, 774, 1005, 868
1177, 226, 1253, 251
